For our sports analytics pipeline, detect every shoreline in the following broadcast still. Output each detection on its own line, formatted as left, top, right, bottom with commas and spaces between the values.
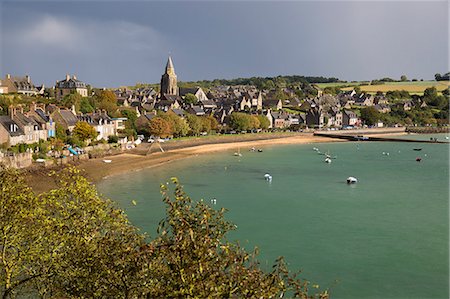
25, 130, 409, 194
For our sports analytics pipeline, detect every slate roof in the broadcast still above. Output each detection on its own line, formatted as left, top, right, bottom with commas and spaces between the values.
0, 115, 24, 136
59, 110, 78, 127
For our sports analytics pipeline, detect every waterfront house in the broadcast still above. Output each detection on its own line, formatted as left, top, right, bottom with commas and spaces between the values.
306, 107, 325, 128
78, 111, 117, 140
342, 110, 359, 127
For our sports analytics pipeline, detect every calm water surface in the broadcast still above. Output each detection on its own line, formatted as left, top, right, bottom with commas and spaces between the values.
98, 134, 449, 299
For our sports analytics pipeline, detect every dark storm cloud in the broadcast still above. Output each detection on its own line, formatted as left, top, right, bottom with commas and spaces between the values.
1, 1, 447, 87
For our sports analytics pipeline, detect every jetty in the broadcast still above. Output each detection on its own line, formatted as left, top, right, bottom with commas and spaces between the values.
314, 127, 449, 144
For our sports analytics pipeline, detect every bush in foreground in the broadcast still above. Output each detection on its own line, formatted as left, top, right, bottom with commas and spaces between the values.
0, 166, 329, 298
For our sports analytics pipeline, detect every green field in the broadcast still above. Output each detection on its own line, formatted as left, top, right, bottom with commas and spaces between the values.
315, 81, 449, 95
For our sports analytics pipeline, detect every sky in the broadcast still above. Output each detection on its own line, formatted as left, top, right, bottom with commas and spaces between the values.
0, 0, 448, 87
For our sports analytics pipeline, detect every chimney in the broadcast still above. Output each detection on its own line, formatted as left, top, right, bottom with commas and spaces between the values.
29, 102, 37, 112
71, 105, 76, 114
66, 74, 70, 81
8, 105, 14, 118
26, 75, 30, 83
6, 74, 10, 80
73, 75, 77, 80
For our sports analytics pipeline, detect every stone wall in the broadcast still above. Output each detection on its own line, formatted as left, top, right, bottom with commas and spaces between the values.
0, 151, 32, 168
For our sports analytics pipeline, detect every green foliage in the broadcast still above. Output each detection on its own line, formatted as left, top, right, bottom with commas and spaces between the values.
61, 92, 82, 112
160, 111, 190, 137
400, 75, 408, 82
55, 123, 68, 141
360, 107, 381, 126
257, 114, 270, 130
184, 93, 198, 105
79, 97, 94, 114
385, 90, 410, 100
120, 109, 138, 131
93, 90, 119, 117
229, 112, 261, 131
108, 135, 119, 143
72, 121, 98, 142
185, 113, 202, 136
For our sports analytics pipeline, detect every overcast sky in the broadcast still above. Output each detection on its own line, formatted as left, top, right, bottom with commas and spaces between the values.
1, 0, 448, 87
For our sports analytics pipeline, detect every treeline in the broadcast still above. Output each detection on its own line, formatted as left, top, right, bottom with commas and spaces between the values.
176, 75, 341, 90
0, 167, 329, 298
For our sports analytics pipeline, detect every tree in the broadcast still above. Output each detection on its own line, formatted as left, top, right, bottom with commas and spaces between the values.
184, 93, 198, 105
249, 115, 260, 129
230, 112, 252, 131
160, 111, 190, 137
360, 107, 380, 126
79, 97, 94, 114
72, 121, 98, 142
0, 166, 50, 298
148, 117, 172, 138
400, 75, 408, 82
62, 92, 82, 112
94, 90, 118, 117
257, 115, 270, 130
185, 114, 202, 136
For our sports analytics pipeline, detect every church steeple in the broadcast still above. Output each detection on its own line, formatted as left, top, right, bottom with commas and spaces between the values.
160, 56, 178, 96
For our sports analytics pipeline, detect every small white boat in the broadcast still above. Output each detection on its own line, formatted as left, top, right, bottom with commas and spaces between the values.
347, 176, 358, 184
234, 152, 242, 157
103, 159, 112, 163
325, 157, 332, 163
35, 158, 45, 163
313, 147, 319, 151
264, 173, 272, 182
446, 137, 449, 140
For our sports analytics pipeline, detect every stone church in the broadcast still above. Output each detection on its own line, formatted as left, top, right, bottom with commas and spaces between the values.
160, 56, 178, 96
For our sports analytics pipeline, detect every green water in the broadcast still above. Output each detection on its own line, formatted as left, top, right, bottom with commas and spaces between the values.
98, 134, 449, 299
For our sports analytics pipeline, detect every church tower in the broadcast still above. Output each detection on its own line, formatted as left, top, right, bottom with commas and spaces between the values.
160, 56, 178, 96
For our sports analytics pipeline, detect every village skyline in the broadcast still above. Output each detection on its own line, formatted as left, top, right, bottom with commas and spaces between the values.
1, 1, 448, 87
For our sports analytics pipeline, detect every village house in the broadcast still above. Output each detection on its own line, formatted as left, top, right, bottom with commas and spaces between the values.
342, 110, 359, 127
50, 107, 79, 132
263, 99, 283, 110
77, 111, 117, 140
2, 74, 41, 96
179, 87, 209, 102
187, 106, 205, 116
0, 116, 25, 146
374, 104, 391, 113
270, 111, 290, 129
155, 94, 182, 111
306, 107, 325, 128
27, 103, 56, 139
9, 106, 48, 143
354, 94, 374, 107
55, 74, 88, 101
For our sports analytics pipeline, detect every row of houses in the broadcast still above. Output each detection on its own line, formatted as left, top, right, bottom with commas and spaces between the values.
0, 73, 89, 101
0, 104, 125, 147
